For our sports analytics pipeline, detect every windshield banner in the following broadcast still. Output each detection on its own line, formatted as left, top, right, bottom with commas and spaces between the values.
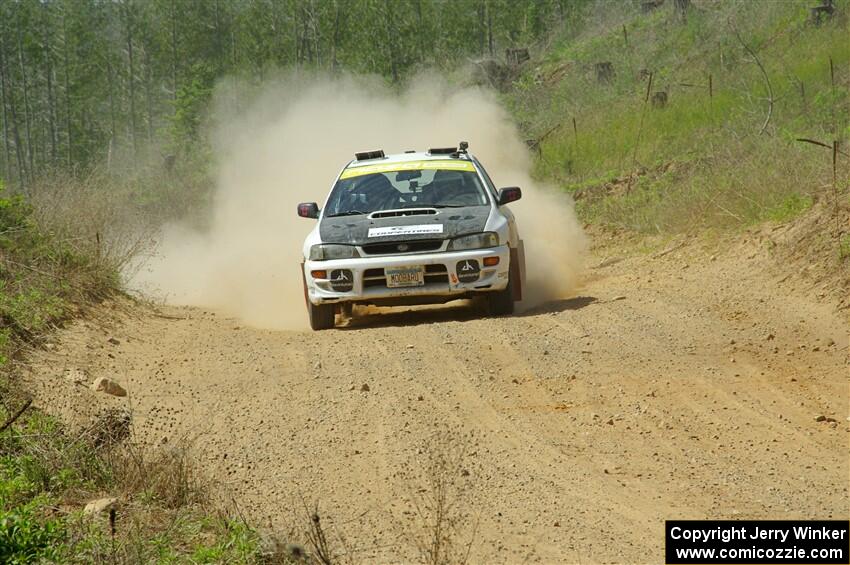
340, 160, 475, 179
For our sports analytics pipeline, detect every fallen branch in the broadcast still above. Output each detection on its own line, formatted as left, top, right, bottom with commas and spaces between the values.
1, 398, 33, 433
730, 20, 773, 135
594, 256, 624, 269
715, 202, 745, 222
627, 71, 654, 193
796, 138, 850, 158
653, 241, 685, 258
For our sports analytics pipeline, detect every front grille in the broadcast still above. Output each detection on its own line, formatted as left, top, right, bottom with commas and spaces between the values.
361, 239, 443, 255
363, 264, 449, 288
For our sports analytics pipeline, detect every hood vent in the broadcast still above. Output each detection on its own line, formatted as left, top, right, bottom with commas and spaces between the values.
369, 208, 437, 219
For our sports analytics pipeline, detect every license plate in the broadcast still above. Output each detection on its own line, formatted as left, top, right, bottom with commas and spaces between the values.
386, 265, 425, 288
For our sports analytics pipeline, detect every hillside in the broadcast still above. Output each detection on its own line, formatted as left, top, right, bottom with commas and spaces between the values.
509, 0, 848, 234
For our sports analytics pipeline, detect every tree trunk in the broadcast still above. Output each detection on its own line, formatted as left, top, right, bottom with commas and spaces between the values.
106, 58, 117, 159
2, 41, 26, 190
17, 27, 35, 180
170, 0, 178, 101
383, 0, 398, 83
477, 1, 486, 55
213, 0, 224, 72
330, 0, 341, 71
673, 0, 690, 21
42, 3, 58, 164
142, 27, 154, 144
61, 7, 73, 167
414, 0, 426, 59
124, 1, 138, 159
309, 0, 320, 68
487, 0, 494, 57
0, 33, 14, 183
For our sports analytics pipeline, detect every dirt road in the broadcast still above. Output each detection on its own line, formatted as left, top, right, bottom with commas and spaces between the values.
27, 235, 848, 563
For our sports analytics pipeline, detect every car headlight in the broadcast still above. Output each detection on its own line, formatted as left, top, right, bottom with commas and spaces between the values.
447, 232, 499, 251
309, 244, 360, 261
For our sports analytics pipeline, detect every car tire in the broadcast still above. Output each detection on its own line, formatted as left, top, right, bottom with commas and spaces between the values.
488, 264, 515, 316
308, 301, 336, 330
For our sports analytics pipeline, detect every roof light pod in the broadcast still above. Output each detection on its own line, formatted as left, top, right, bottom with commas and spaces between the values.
354, 149, 385, 161
428, 141, 469, 158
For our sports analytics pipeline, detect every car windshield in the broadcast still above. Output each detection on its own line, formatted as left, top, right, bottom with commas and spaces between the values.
324, 167, 489, 217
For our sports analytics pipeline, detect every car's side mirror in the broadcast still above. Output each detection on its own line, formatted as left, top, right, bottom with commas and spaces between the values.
497, 187, 522, 206
297, 202, 320, 219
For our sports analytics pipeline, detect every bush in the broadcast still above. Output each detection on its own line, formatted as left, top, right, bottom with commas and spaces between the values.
0, 400, 262, 564
0, 179, 123, 368
0, 499, 67, 565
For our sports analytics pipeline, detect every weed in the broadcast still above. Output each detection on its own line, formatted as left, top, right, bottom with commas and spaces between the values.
0, 397, 262, 564
839, 234, 850, 260
766, 194, 814, 223
0, 496, 66, 564
400, 430, 479, 565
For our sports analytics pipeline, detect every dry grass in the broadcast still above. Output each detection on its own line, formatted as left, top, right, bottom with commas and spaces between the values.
253, 431, 483, 565
28, 169, 157, 281
101, 440, 203, 510
0, 396, 259, 564
574, 134, 848, 234
399, 430, 479, 565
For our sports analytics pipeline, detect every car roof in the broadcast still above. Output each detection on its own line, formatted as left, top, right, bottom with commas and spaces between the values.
345, 151, 473, 170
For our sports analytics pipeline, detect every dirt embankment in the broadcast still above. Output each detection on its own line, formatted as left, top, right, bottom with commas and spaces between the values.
24, 225, 849, 563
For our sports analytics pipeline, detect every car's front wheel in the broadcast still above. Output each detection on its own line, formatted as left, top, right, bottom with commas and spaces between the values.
307, 301, 335, 330
488, 265, 515, 316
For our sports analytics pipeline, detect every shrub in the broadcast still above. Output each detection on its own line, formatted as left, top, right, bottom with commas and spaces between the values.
0, 499, 67, 565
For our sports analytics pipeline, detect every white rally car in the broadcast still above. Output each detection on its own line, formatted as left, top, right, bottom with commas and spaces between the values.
297, 142, 525, 330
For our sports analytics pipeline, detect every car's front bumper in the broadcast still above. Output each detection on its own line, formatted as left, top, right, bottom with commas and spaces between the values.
304, 245, 511, 306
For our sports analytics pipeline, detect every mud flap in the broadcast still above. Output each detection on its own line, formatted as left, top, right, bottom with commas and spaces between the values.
510, 240, 526, 302
300, 263, 308, 305
302, 263, 341, 315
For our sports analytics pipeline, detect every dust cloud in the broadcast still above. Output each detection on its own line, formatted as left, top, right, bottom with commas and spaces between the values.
133, 74, 587, 329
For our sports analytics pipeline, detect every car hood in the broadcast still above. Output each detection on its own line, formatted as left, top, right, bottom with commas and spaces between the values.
319, 206, 490, 245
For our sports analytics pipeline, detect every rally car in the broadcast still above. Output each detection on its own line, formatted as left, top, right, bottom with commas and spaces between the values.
297, 142, 525, 330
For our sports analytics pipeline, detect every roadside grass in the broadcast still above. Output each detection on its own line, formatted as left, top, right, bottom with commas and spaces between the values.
573, 135, 831, 233
0, 395, 263, 564
839, 234, 850, 260
509, 0, 849, 234
0, 176, 265, 564
0, 181, 118, 369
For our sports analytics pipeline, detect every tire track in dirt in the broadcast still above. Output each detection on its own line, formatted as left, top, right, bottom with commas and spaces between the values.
21, 242, 848, 564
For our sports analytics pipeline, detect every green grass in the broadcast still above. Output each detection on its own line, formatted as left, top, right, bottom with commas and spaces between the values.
0, 183, 120, 368
0, 496, 66, 565
0, 178, 268, 563
0, 398, 264, 564
509, 0, 849, 233
765, 193, 815, 222
840, 234, 850, 260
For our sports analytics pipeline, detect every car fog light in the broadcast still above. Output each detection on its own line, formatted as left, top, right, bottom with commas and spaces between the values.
330, 269, 354, 292
456, 260, 481, 282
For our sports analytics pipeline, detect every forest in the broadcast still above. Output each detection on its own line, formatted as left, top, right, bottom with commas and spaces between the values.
0, 0, 581, 188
